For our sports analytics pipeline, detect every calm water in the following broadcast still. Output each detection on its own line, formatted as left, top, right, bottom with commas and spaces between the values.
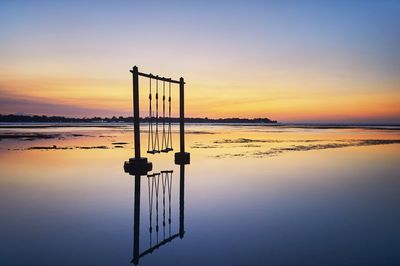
1, 124, 400, 265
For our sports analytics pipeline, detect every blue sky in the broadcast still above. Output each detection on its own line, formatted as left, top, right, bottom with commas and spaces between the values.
1, 0, 399, 122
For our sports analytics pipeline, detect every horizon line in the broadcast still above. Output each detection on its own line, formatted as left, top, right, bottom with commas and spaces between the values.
1, 113, 399, 125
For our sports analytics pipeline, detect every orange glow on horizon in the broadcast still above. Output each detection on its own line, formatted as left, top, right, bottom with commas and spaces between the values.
1, 73, 399, 122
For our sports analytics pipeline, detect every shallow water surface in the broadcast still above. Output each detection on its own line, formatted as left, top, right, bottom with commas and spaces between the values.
1, 124, 400, 265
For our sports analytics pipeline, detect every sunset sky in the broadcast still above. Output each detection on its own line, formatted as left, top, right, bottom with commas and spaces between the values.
1, 0, 399, 122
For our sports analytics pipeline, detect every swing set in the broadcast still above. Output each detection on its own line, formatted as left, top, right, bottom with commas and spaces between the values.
124, 66, 190, 176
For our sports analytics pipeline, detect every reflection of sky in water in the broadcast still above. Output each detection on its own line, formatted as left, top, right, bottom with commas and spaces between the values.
0, 125, 400, 265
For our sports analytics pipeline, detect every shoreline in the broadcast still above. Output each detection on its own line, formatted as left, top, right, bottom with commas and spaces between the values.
1, 122, 399, 130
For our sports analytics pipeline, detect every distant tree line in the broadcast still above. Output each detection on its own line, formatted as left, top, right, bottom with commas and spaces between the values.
0, 114, 277, 124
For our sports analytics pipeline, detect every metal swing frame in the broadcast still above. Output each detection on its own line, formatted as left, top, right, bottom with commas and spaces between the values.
124, 66, 190, 176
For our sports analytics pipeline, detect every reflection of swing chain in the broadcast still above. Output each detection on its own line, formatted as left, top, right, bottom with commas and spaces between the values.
147, 171, 173, 247
166, 171, 173, 236
155, 173, 160, 243
162, 172, 166, 239
147, 173, 154, 247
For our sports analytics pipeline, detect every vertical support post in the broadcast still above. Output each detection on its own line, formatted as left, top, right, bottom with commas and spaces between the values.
132, 174, 141, 265
124, 66, 151, 177
132, 66, 141, 159
179, 77, 185, 153
174, 77, 190, 165
179, 164, 185, 238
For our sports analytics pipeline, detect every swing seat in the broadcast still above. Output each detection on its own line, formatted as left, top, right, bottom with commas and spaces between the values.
147, 150, 159, 154
161, 148, 173, 153
160, 170, 173, 173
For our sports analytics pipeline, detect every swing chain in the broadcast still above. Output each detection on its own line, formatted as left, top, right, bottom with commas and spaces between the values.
161, 81, 167, 152
147, 77, 155, 154
166, 82, 173, 151
147, 76, 173, 154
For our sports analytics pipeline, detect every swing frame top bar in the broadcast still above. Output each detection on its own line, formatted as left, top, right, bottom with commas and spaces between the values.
130, 68, 184, 85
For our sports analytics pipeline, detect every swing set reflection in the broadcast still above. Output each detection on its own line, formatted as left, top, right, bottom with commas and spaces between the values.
130, 164, 187, 265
